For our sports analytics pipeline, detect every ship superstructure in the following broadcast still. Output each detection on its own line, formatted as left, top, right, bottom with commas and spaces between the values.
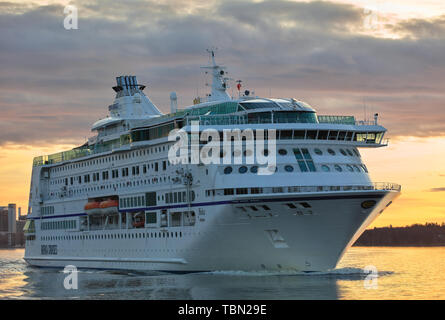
23, 52, 400, 272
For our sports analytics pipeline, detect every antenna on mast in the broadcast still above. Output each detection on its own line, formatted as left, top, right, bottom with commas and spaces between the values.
201, 48, 231, 102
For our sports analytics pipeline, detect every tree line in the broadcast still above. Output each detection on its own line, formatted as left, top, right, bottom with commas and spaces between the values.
354, 223, 445, 246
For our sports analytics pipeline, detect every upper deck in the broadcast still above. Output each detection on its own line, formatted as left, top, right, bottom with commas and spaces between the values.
32, 100, 387, 167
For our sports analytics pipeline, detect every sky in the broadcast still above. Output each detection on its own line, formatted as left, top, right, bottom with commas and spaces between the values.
0, 0, 444, 227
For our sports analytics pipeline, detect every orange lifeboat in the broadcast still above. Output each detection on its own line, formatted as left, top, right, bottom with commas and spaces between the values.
100, 199, 119, 214
84, 201, 101, 215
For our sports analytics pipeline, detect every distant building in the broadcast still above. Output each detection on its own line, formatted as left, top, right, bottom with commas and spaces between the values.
0, 203, 24, 247
0, 207, 8, 232
8, 204, 16, 233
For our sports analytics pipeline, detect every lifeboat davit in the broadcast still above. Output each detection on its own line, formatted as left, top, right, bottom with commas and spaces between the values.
84, 201, 101, 215
100, 199, 119, 214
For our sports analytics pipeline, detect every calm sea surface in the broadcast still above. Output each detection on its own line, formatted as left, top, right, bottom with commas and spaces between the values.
1, 247, 445, 299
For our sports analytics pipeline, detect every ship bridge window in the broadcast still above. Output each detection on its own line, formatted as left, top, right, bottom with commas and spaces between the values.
274, 111, 318, 124
241, 102, 277, 109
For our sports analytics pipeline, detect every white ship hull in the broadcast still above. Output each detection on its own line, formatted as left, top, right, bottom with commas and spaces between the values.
24, 190, 399, 272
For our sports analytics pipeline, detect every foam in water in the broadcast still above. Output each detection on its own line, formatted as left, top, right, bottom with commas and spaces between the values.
199, 267, 394, 278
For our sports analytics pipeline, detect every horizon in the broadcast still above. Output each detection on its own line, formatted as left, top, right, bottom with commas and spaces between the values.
1, 0, 444, 228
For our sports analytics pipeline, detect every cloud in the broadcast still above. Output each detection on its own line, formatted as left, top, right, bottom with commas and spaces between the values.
0, 0, 445, 147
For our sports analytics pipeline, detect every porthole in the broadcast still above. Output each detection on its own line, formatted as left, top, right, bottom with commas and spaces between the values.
250, 166, 258, 173
346, 164, 354, 172
285, 165, 294, 172
353, 148, 360, 157
328, 149, 336, 156
353, 165, 360, 172
224, 167, 232, 174
239, 166, 248, 174
314, 148, 323, 155
334, 164, 343, 172
340, 149, 347, 156
361, 164, 368, 173
321, 165, 330, 172
346, 149, 354, 156
278, 149, 287, 156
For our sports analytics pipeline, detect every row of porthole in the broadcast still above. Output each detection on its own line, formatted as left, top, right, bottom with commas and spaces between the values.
321, 164, 368, 173
224, 163, 368, 174
216, 147, 359, 158
314, 148, 360, 157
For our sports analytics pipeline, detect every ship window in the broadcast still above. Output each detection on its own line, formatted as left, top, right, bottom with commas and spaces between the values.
280, 130, 293, 140
294, 130, 305, 139
306, 130, 317, 139
262, 205, 271, 210
251, 187, 262, 194
346, 165, 354, 172
236, 188, 248, 195
327, 149, 336, 155
286, 203, 296, 209
334, 165, 343, 172
340, 149, 347, 156
346, 149, 354, 156
353, 148, 361, 157
321, 165, 330, 172
224, 166, 232, 174
285, 165, 294, 172
361, 164, 368, 173
318, 131, 328, 140
328, 131, 339, 140
224, 189, 234, 195
278, 149, 287, 156
353, 165, 360, 172
314, 148, 322, 155
250, 166, 258, 173
239, 166, 248, 174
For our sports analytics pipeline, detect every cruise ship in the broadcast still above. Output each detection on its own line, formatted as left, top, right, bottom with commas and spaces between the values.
23, 51, 400, 272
